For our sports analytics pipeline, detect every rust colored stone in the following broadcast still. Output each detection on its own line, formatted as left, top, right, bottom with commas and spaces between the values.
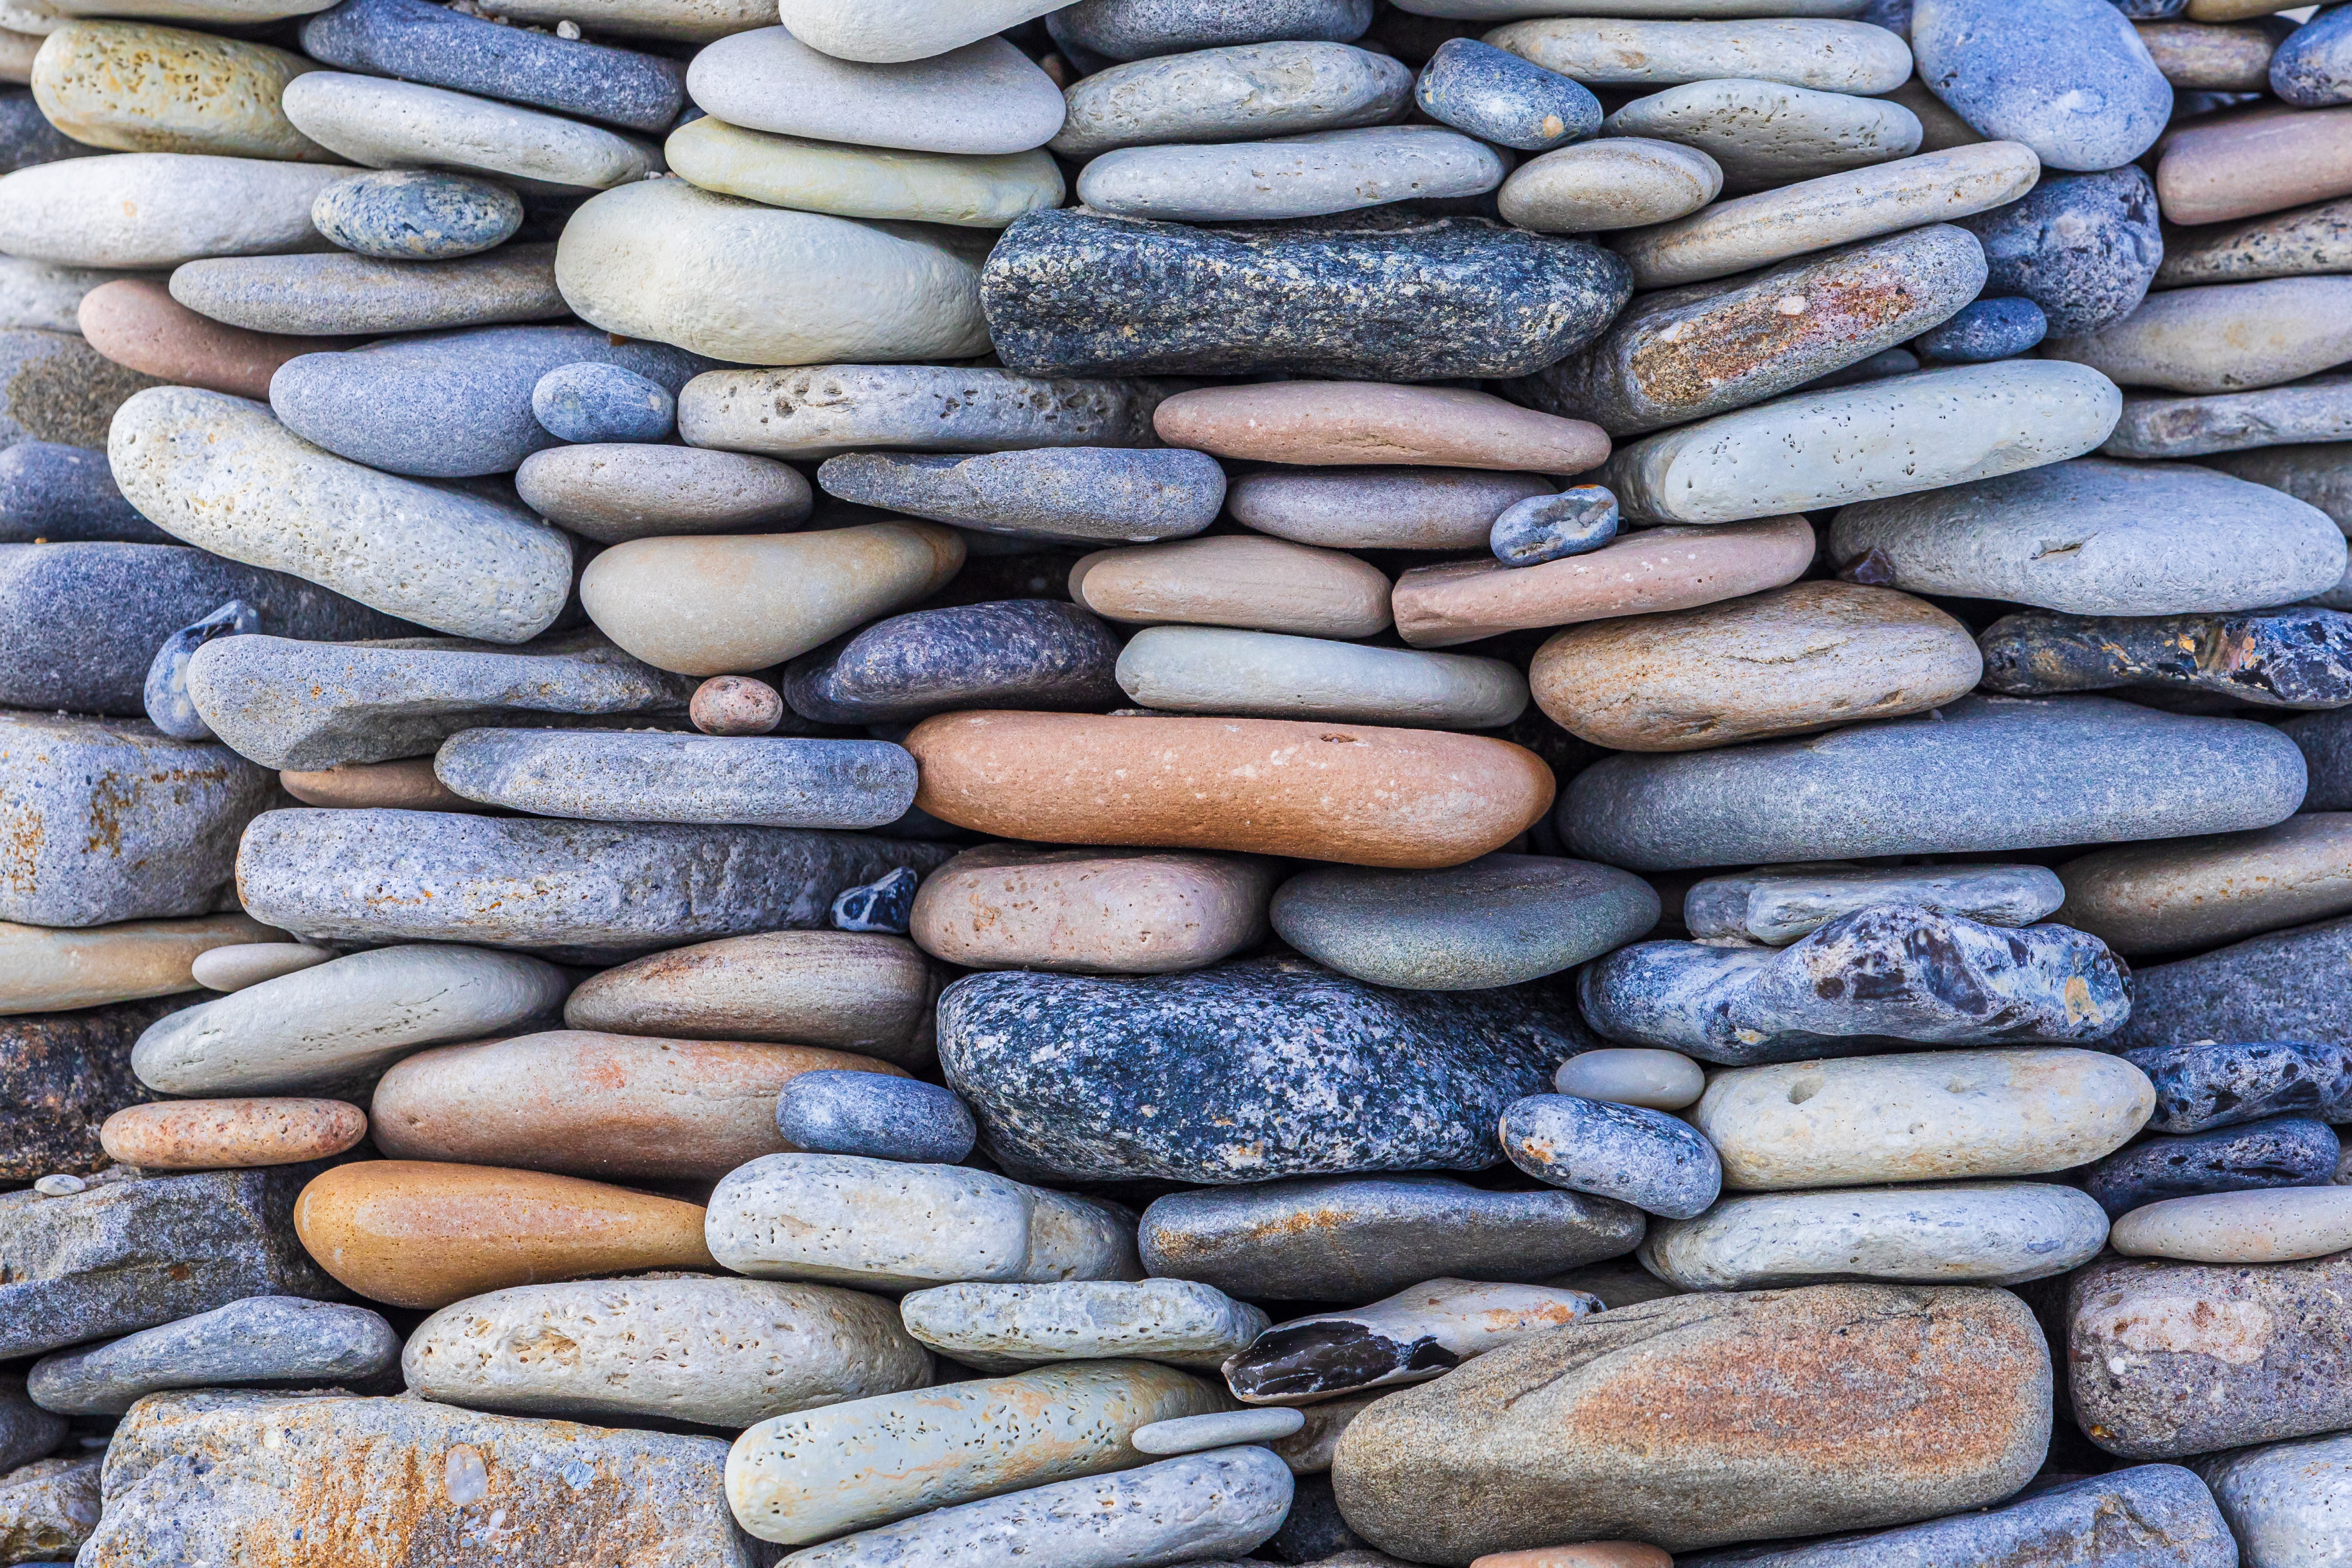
1472, 1548, 1672, 1568
278, 758, 482, 812
1153, 381, 1610, 473
100, 1096, 367, 1170
76, 278, 345, 401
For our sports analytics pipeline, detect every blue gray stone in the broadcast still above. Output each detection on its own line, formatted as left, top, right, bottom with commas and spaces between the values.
1956, 165, 2163, 336
781, 600, 1124, 725
982, 209, 1633, 381
1499, 1093, 1722, 1219
2272, 4, 2352, 107
143, 600, 258, 741
1489, 485, 1617, 565
817, 448, 1225, 544
0, 1379, 64, 1474
1579, 905, 2131, 1064
2116, 918, 2352, 1060
2284, 706, 2352, 808
832, 867, 920, 935
939, 955, 1593, 1184
1414, 37, 1600, 153
1139, 1174, 1644, 1302
1051, 0, 1373, 62
433, 729, 918, 830
1561, 694, 2309, 872
533, 362, 676, 445
170, 247, 567, 337
1915, 296, 2047, 362
26, 1297, 399, 1416
776, 1070, 977, 1165
2083, 1116, 2342, 1217
0, 441, 166, 545
1267, 854, 1659, 992
300, 0, 687, 134
1912, 0, 2173, 171
2118, 1039, 2352, 1134
268, 325, 708, 479
1980, 606, 2352, 707
1685, 862, 2066, 945
0, 92, 99, 176
309, 169, 523, 261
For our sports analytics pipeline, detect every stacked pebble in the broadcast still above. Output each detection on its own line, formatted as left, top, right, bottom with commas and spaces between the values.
0, 0, 2351, 1563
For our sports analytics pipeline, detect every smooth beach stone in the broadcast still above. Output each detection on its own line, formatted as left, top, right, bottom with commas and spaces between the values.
819, 448, 1223, 544
0, 329, 159, 449
299, 0, 686, 135
1959, 166, 2161, 337
1611, 141, 2038, 289
26, 1297, 395, 1416
1496, 138, 1722, 232
2107, 375, 2352, 458
563, 931, 933, 1059
581, 523, 965, 677
1055, 40, 1413, 158
1156, 381, 1609, 473
1057, 0, 1373, 60
309, 168, 520, 261
99, 1096, 365, 1169
457, 0, 769, 41
403, 1275, 930, 1428
1687, 862, 2064, 945
1393, 514, 1815, 647
1554, 1048, 1704, 1110
30, 20, 328, 161
2202, 1432, 2352, 1567
908, 714, 1551, 870
694, 676, 784, 737
679, 364, 1171, 462
830, 868, 918, 935
1500, 1094, 1721, 1218
2159, 195, 2352, 287
170, 245, 566, 336
187, 632, 694, 772
0, 999, 185, 1179
686, 29, 1059, 156
981, 208, 1632, 381
0, 152, 345, 269
236, 808, 950, 961
0, 1166, 337, 1361
433, 730, 914, 830
785, 601, 1120, 724
129, 942, 567, 1096
1911, 0, 2172, 168
1605, 361, 2116, 522
78, 278, 341, 402
1473, 1550, 1671, 1568
1229, 1280, 1602, 1404
80, 1390, 761, 1568
1915, 294, 2045, 361
2157, 98, 2352, 228
1488, 18, 1912, 92
1269, 855, 1657, 991
910, 845, 1276, 976
1228, 469, 1555, 550
1134, 1408, 1304, 1454
143, 598, 253, 739
1070, 536, 1390, 637
1603, 78, 1922, 191
768, 0, 1066, 64
1077, 127, 1506, 224
667, 125, 1064, 233
2058, 816, 2352, 958
939, 957, 1588, 1183
2140, 16, 2283, 88
0, 1453, 99, 1566
1489, 487, 1618, 564
1116, 627, 1528, 729
516, 444, 812, 542
2070, 1251, 2352, 1457
373, 1031, 903, 1181
776, 1071, 975, 1165
1693, 1049, 2153, 1189
0, 912, 269, 1013
281, 74, 657, 192
899, 1278, 1270, 1372
556, 180, 989, 367
1530, 581, 1980, 752
532, 362, 674, 445
2121, 1039, 2352, 1133
0, 440, 160, 544
1640, 1181, 2111, 1291
1983, 606, 2352, 706
1415, 37, 1601, 151
708, 1153, 1138, 1290
1831, 458, 2345, 613
1330, 1283, 2049, 1559
2087, 1117, 2341, 1216
2275, 5, 2352, 104
2051, 277, 2352, 394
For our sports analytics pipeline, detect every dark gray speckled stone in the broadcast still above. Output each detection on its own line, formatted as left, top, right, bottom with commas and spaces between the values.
1499, 1093, 1722, 1219
1956, 166, 2163, 336
1415, 38, 1600, 152
2083, 1116, 2341, 1217
27, 1296, 399, 1416
0, 999, 178, 1182
2117, 1039, 2352, 1134
1980, 606, 2352, 707
1050, 0, 1373, 62
817, 448, 1225, 544
782, 600, 1123, 725
0, 1377, 65, 1475
2113, 915, 2352, 1055
2280, 706, 2352, 808
939, 956, 1591, 1184
0, 441, 166, 545
433, 729, 916, 830
775, 1071, 977, 1165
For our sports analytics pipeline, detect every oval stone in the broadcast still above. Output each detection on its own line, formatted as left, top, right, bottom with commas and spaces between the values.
2046, 277, 2352, 394
1070, 536, 1393, 638
1227, 468, 1553, 550
281, 73, 658, 192
1417, 36, 1604, 152
1640, 1182, 2111, 1290
686, 28, 1062, 155
0, 912, 273, 1014
782, 600, 1123, 724
909, 844, 1278, 975
1116, 626, 1529, 729
898, 1278, 1268, 1373
1055, 0, 1374, 60
1077, 125, 1505, 224
1498, 137, 1723, 232
1684, 862, 2064, 945
170, 246, 568, 336
433, 730, 915, 830
1604, 78, 1922, 191
2056, 815, 2352, 957
677, 363, 1170, 461
2084, 1116, 2341, 1216
1910, 0, 2172, 170
666, 116, 1063, 229
2201, 1432, 2352, 1564
514, 444, 811, 542
1052, 40, 1412, 158
78, 278, 343, 402
188, 941, 335, 991
1500, 1094, 1722, 1217
32, 20, 328, 161
99, 1098, 366, 1170
562, 931, 933, 1061
0, 152, 347, 269
2110, 1186, 2352, 1263
1155, 380, 1609, 472
309, 168, 522, 260
1488, 17, 1913, 92
1555, 1047, 1705, 1110
819, 447, 1224, 544
775, 1071, 974, 1165
25, 1295, 397, 1416
1959, 165, 2163, 336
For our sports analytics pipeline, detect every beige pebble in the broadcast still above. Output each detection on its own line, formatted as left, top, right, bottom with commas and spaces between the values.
1153, 381, 1610, 472
0, 912, 275, 1012
691, 674, 783, 736
1501, 138, 1722, 233
2187, 0, 2295, 16
279, 758, 483, 812
2110, 1187, 2352, 1263
2045, 277, 2352, 393
2055, 814, 2352, 957
0, 28, 40, 85
1072, 535, 1392, 638
1471, 1547, 1673, 1568
910, 843, 1278, 974
1487, 18, 1914, 94
1604, 79, 1924, 193
2156, 101, 2352, 226
2133, 19, 2279, 90
99, 1096, 366, 1170
561, 931, 935, 1064
188, 940, 334, 993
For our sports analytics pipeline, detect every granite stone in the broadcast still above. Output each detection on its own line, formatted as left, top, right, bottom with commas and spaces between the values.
1054, 0, 1374, 60
169, 246, 568, 336
1685, 862, 2065, 944
783, 601, 1121, 725
0, 1452, 99, 1567
434, 729, 916, 830
1912, 0, 2173, 168
1052, 41, 1411, 158
2117, 1038, 2352, 1132
2159, 195, 2352, 288
26, 1297, 396, 1415
2117, 898, 2352, 1057
533, 361, 675, 445
1500, 1094, 1722, 1218
2085, 1116, 2341, 1216
308, 168, 522, 261
818, 448, 1224, 544
899, 1278, 1269, 1372
776, 1070, 975, 1165
0, 998, 179, 1181
1228, 1279, 1603, 1404
1415, 37, 1601, 151
1956, 165, 2163, 335
0, 441, 164, 545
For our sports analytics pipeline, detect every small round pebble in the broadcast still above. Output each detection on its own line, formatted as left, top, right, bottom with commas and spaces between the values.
776, 1070, 978, 1165
1497, 138, 1722, 234
1915, 296, 2049, 363
833, 866, 921, 934
532, 362, 677, 445
143, 599, 257, 741
1415, 37, 1601, 153
690, 675, 784, 737
99, 1097, 370, 1170
310, 168, 523, 261
189, 941, 337, 993
1491, 485, 1619, 567
32, 1174, 85, 1197
1500, 1092, 1724, 1219
1131, 1407, 1307, 1456
1554, 1047, 1706, 1111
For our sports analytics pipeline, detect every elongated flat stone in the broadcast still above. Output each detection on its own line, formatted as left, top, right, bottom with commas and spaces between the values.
2155, 100, 2352, 228
100, 1095, 366, 1169
1604, 78, 1921, 191
2111, 1186, 2352, 1263
1686, 862, 2063, 944
0, 998, 181, 1180
910, 845, 1278, 976
0, 152, 346, 269
686, 28, 1061, 154
1497, 137, 1724, 233
433, 730, 914, 829
2057, 815, 2352, 958
2199, 1432, 2352, 1566
2116, 923, 2352, 1057
817, 447, 1224, 543
1117, 627, 1527, 730
30, 20, 326, 161
677, 364, 1174, 462
235, 807, 951, 962
1227, 468, 1551, 550
562, 931, 934, 1060
1078, 126, 1504, 224
170, 246, 566, 336
2123, 1039, 2352, 1135
515, 443, 812, 542
899, 1279, 1269, 1372
1073, 535, 1393, 639
2047, 277, 2352, 395
2106, 374, 2352, 458
1053, 41, 1412, 157
26, 1297, 396, 1416
2087, 1115, 2340, 1218
1982, 606, 2352, 706
283, 73, 659, 192
1499, 1094, 1720, 1217
783, 601, 1123, 724
2158, 195, 2352, 287
1228, 1281, 1602, 1404
664, 118, 1064, 230
1489, 17, 1911, 91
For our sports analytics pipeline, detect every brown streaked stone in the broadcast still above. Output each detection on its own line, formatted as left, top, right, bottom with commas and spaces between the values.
562, 931, 936, 1063
910, 843, 1279, 974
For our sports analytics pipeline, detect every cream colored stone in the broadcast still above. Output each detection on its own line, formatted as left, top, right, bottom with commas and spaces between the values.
1116, 625, 1529, 728
2110, 1187, 2352, 1263
1072, 536, 1391, 638
2057, 814, 2352, 958
1488, 17, 1913, 92
477, 0, 772, 42
910, 843, 1277, 975
1499, 138, 1722, 233
187, 941, 332, 993
0, 152, 345, 268
0, 912, 273, 1011
898, 1278, 1270, 1372
665, 116, 1063, 228
1604, 78, 1922, 191
2046, 277, 2352, 394
43, 0, 336, 20
31, 20, 327, 161
771, 0, 1064, 64
562, 931, 934, 1063
1153, 380, 1609, 471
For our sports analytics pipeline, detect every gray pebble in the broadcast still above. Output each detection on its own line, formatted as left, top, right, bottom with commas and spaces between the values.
26, 1297, 399, 1416
2115, 917, 2352, 1059
1053, 0, 1373, 61
309, 168, 523, 261
676, 364, 1176, 462
513, 443, 814, 543
1076, 126, 1505, 225
169, 246, 568, 337
0, 1378, 64, 1474
898, 1278, 1268, 1372
533, 361, 676, 445
2119, 1038, 2352, 1134
818, 448, 1225, 544
1133, 1408, 1304, 1455
1500, 1093, 1723, 1219
2105, 373, 2352, 460
433, 729, 917, 829
1489, 485, 1618, 565
1416, 37, 1600, 152
1685, 861, 2065, 944
783, 600, 1124, 725
142, 599, 258, 741
1956, 165, 2163, 336
776, 1070, 976, 1165
1051, 42, 1412, 159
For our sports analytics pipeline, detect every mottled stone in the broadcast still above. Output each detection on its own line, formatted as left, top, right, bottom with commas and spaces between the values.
2159, 195, 2352, 288
2272, 4, 2352, 105
820, 448, 1222, 545
1498, 138, 1723, 233
1982, 605, 2352, 706
776, 1071, 974, 1165
0, 151, 345, 269
982, 208, 1632, 381
1489, 17, 1912, 92
26, 1296, 394, 1416
1686, 862, 2064, 945
2119, 1038, 2352, 1133
170, 245, 567, 335
679, 364, 1172, 463
1053, 41, 1411, 158
282, 73, 659, 192
1416, 36, 1600, 151
1500, 1094, 1719, 1217
0, 440, 161, 545
31, 20, 327, 162
0, 1453, 100, 1567
309, 168, 522, 260
533, 361, 674, 445
909, 844, 1277, 976
100, 1095, 366, 1170
1911, 0, 2172, 169
518, 444, 812, 544
1915, 294, 2045, 361
2089, 1117, 2342, 1218
1056, 0, 1373, 60
562, 930, 935, 1060
1229, 1280, 1602, 1404
2199, 1431, 2352, 1568
830, 866, 913, 930
782, 602, 1115, 725
1331, 1284, 2050, 1558
0, 999, 185, 1179
1957, 166, 2163, 336
1603, 77, 1921, 192
1116, 627, 1528, 729
901, 1278, 1269, 1373
1490, 487, 1617, 565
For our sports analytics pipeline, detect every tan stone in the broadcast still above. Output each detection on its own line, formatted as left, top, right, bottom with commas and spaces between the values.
2110, 1187, 2352, 1263
370, 1029, 907, 1182
561, 931, 935, 1063
279, 757, 484, 811
2186, 0, 2293, 15
1498, 139, 1722, 234
2157, 103, 2352, 225
1154, 381, 1610, 473
2055, 813, 2352, 957
1471, 1547, 1672, 1568
30, 20, 332, 161
0, 28, 40, 87
1391, 515, 1815, 650
77, 277, 343, 400
909, 843, 1279, 974
904, 712, 1555, 870
0, 911, 273, 1011
99, 1095, 366, 1169
2134, 19, 2278, 90
2157, 196, 2352, 288
1486, 18, 1915, 94
1071, 536, 1392, 638
581, 522, 966, 676
188, 940, 333, 991
292, 1159, 717, 1311
2046, 277, 2352, 393
1529, 582, 1982, 752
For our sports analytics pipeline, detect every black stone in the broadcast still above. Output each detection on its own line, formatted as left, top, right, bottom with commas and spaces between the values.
0, 442, 169, 545
981, 208, 1633, 381
1980, 606, 2352, 708
2083, 1115, 2341, 1216
830, 866, 918, 935
2119, 1039, 2352, 1134
1227, 1320, 1457, 1404
0, 999, 183, 1182
1958, 166, 2163, 337
782, 600, 1123, 725
2113, 914, 2352, 1053
1265, 1475, 1374, 1564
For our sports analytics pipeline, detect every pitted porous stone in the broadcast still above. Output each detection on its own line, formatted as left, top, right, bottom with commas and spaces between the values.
1980, 606, 2352, 706
899, 1279, 1269, 1373
1685, 862, 2064, 944
402, 1275, 932, 1428
2084, 1116, 2341, 1217
26, 1296, 397, 1415
76, 1389, 768, 1568
2104, 375, 2352, 459
0, 997, 181, 1179
1140, 1175, 1644, 1302
1053, 41, 1412, 158
434, 729, 916, 830
2117, 1039, 2352, 1134
2158, 196, 2352, 289
677, 364, 1176, 462
1602, 78, 1922, 191
1227, 1279, 1603, 1404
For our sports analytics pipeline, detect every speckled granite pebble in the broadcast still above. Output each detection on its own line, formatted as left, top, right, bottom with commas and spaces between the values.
900, 1278, 1268, 1372
533, 361, 674, 445
2116, 916, 2352, 1056
783, 601, 1121, 725
308, 168, 521, 261
1500, 1094, 1721, 1218
434, 729, 915, 830
1416, 37, 1600, 151
819, 447, 1224, 544
1054, 0, 1373, 60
